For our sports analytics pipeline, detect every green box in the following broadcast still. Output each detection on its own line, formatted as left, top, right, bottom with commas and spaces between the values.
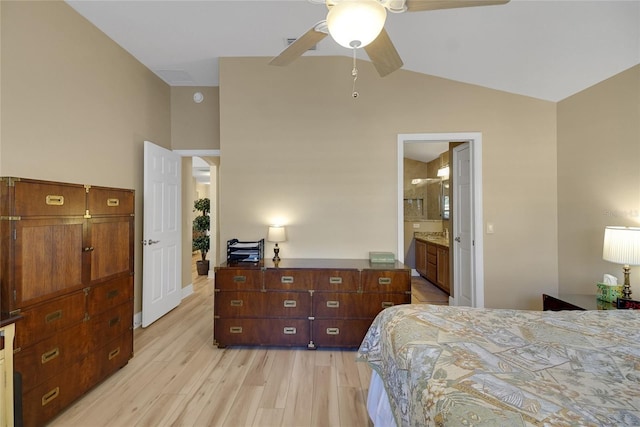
596, 282, 623, 303
369, 252, 395, 263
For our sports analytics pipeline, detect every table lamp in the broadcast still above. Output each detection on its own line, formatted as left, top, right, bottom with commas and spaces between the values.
268, 225, 286, 262
603, 226, 640, 299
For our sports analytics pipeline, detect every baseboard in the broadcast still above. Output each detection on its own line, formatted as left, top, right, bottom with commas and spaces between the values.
182, 283, 194, 299
133, 312, 142, 329
133, 284, 195, 330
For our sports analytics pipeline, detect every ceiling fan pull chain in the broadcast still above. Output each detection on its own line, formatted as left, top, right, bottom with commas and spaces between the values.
351, 49, 359, 98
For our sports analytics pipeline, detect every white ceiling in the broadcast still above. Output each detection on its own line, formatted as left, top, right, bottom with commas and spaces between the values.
66, 0, 639, 102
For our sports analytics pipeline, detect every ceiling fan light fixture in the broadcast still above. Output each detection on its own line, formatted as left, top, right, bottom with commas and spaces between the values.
327, 0, 387, 49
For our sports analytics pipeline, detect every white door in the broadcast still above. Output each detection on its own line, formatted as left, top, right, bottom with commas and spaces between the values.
142, 141, 182, 327
453, 143, 473, 307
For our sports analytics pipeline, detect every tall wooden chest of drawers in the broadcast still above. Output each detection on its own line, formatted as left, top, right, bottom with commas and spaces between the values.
0, 177, 134, 427
214, 259, 411, 348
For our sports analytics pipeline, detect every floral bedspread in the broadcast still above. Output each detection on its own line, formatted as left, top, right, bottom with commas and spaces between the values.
357, 304, 640, 427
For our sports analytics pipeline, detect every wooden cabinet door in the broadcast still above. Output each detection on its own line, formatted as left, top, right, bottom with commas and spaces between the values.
426, 243, 437, 283
415, 240, 427, 277
86, 216, 134, 284
436, 247, 449, 293
8, 218, 85, 310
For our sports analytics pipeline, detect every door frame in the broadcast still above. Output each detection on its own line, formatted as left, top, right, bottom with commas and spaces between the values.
397, 132, 484, 307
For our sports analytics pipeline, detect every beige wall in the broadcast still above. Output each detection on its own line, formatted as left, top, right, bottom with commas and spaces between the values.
218, 56, 558, 309
8, 2, 634, 312
0, 1, 172, 314
171, 86, 220, 150
557, 65, 640, 294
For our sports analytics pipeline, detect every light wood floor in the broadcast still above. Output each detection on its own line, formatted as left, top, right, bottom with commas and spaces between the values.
48, 270, 373, 427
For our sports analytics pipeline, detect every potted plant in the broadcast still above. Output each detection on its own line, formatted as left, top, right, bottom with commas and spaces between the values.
192, 197, 210, 275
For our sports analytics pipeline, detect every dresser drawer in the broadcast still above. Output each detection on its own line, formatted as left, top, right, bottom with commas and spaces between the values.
214, 318, 310, 347
87, 276, 133, 316
21, 360, 89, 427
8, 179, 86, 217
92, 332, 133, 384
215, 291, 268, 318
264, 269, 316, 291
264, 291, 311, 317
312, 292, 362, 318
15, 291, 87, 349
312, 319, 372, 348
361, 270, 410, 293
87, 186, 134, 216
215, 269, 263, 291
312, 270, 359, 292
14, 321, 91, 393
358, 293, 410, 318
90, 301, 132, 349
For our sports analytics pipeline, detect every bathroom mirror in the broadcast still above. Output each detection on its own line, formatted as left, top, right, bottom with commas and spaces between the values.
441, 180, 450, 220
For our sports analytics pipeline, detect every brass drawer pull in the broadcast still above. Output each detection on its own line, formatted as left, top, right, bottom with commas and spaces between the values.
109, 316, 121, 327
281, 276, 294, 284
41, 347, 60, 364
107, 289, 119, 299
329, 277, 343, 284
326, 328, 340, 335
230, 326, 243, 334
108, 347, 120, 360
45, 195, 64, 206
326, 301, 340, 308
381, 301, 394, 308
107, 198, 120, 207
283, 300, 297, 308
378, 277, 392, 285
283, 327, 297, 335
42, 387, 60, 406
230, 300, 243, 307
233, 275, 246, 283
45, 310, 62, 323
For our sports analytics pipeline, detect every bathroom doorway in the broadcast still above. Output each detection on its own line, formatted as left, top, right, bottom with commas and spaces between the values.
397, 133, 484, 307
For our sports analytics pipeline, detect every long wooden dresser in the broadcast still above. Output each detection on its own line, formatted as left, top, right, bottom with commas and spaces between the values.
0, 177, 134, 427
214, 259, 411, 348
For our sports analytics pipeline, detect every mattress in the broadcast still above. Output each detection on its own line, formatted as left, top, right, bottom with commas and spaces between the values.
357, 304, 640, 426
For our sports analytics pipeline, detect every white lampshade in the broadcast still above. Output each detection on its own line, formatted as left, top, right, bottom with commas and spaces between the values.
327, 0, 387, 49
267, 226, 287, 243
603, 226, 640, 266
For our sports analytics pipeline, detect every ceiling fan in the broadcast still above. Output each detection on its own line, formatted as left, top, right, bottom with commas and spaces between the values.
269, 0, 510, 78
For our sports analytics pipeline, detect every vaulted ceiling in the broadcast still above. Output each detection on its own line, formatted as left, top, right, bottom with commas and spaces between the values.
66, 0, 639, 102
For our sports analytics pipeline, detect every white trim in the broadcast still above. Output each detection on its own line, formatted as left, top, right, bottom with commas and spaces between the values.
133, 312, 142, 329
182, 283, 194, 299
173, 149, 220, 157
397, 132, 484, 308
134, 282, 196, 329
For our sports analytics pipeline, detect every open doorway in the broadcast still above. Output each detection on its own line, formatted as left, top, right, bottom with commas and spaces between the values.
174, 149, 219, 291
397, 133, 484, 307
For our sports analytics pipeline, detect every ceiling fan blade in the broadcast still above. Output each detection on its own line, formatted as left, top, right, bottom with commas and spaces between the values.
405, 0, 509, 12
364, 28, 404, 77
269, 23, 328, 66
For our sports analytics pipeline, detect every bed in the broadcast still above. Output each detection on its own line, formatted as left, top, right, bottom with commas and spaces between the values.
356, 304, 640, 427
